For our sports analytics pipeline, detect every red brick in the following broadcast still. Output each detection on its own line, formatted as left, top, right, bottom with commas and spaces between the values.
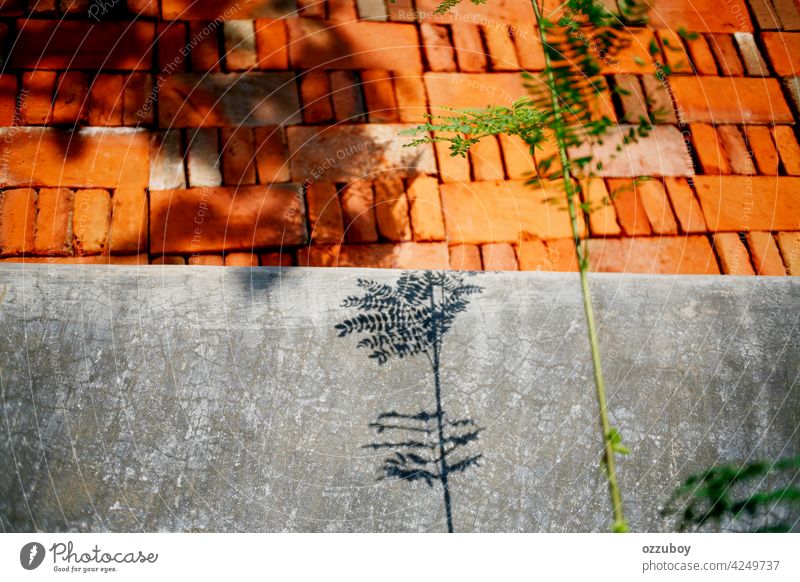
52, 72, 89, 126
0, 127, 149, 188
708, 34, 744, 76
163, 0, 296, 19
484, 25, 519, 72
287, 19, 423, 72
451, 24, 486, 73
328, 0, 358, 20
299, 71, 334, 124
0, 188, 36, 256
303, 243, 450, 269
664, 178, 707, 233
20, 71, 56, 125
123, 73, 154, 126
224, 252, 258, 267
714, 233, 755, 275
695, 176, 800, 232
221, 128, 257, 185
589, 236, 720, 274
374, 176, 412, 242
306, 182, 344, 243
469, 136, 505, 181
393, 75, 428, 123
498, 134, 535, 180
441, 180, 584, 244
481, 243, 517, 270
128, 0, 159, 17
683, 33, 718, 75
745, 126, 779, 175
689, 123, 730, 174
762, 32, 800, 76
776, 232, 800, 275
34, 188, 72, 256
254, 127, 290, 183
341, 182, 378, 243
13, 20, 155, 70
296, 0, 325, 19
583, 178, 621, 237
361, 71, 399, 123
110, 188, 147, 254
387, 0, 415, 21
151, 255, 186, 265
407, 176, 445, 241
157, 22, 188, 73
329, 71, 365, 122
150, 185, 307, 254
773, 126, 800, 176
255, 19, 289, 70
607, 179, 651, 236
0, 74, 17, 126
746, 232, 786, 276
88, 74, 124, 126
421, 23, 456, 72
449, 244, 482, 270
671, 77, 792, 124
655, 29, 691, 74
716, 126, 754, 175
648, 0, 752, 33
260, 251, 293, 267
0, 254, 147, 265
188, 21, 221, 72
188, 255, 224, 266
73, 189, 111, 255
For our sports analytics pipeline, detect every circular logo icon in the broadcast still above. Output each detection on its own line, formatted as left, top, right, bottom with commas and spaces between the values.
20, 542, 45, 570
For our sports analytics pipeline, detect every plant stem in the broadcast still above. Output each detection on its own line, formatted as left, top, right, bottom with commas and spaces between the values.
530, 0, 626, 531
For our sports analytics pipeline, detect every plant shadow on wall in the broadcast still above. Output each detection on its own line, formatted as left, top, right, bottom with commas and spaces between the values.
335, 271, 483, 533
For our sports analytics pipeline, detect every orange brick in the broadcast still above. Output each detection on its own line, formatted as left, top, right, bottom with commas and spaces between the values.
123, 73, 154, 126
761, 32, 800, 76
664, 178, 707, 233
73, 189, 111, 255
361, 70, 399, 123
511, 24, 545, 72
607, 179, 651, 236
452, 24, 486, 72
341, 181, 378, 243
34, 188, 73, 256
671, 77, 792, 124
708, 34, 744, 76
52, 72, 89, 125
695, 176, 800, 232
304, 243, 449, 269
655, 29, 691, 74
714, 233, 755, 275
152, 255, 186, 265
254, 127, 290, 183
374, 176, 412, 242
221, 128, 257, 185
773, 126, 800, 175
188, 254, 224, 266
684, 33, 718, 75
110, 188, 147, 254
434, 132, 471, 183
747, 232, 786, 275
306, 182, 344, 243
589, 236, 720, 274
0, 74, 17, 126
544, 239, 578, 272
420, 23, 456, 72
407, 176, 445, 241
255, 19, 288, 70
484, 25, 519, 71
0, 188, 36, 256
224, 252, 258, 266
481, 243, 517, 270
329, 71, 364, 122
296, 0, 325, 17
717, 126, 754, 175
744, 126, 779, 175
188, 21, 221, 72
328, 0, 357, 20
583, 178, 621, 237
498, 134, 535, 180
470, 136, 505, 181
20, 71, 56, 125
449, 244, 482, 270
299, 71, 334, 124
259, 251, 293, 267
517, 239, 550, 271
638, 180, 679, 235
689, 123, 730, 174
393, 74, 427, 123
88, 74, 124, 126
776, 232, 800, 275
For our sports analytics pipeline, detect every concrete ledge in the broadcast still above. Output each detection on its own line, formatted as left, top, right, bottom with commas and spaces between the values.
0, 265, 797, 532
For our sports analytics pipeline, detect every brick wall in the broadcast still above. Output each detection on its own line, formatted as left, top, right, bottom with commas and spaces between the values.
0, 0, 798, 274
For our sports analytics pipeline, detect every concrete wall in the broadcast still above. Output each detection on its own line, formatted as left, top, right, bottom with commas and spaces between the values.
0, 265, 797, 532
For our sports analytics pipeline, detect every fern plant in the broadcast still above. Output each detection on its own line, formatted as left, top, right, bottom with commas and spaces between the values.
402, 0, 661, 532
335, 271, 483, 532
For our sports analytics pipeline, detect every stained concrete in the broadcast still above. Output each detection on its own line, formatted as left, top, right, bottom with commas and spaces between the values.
0, 264, 797, 532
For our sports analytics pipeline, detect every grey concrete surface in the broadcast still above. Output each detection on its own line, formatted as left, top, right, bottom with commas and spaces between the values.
0, 264, 797, 532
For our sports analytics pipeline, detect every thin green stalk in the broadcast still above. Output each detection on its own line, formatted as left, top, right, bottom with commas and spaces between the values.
530, 0, 626, 532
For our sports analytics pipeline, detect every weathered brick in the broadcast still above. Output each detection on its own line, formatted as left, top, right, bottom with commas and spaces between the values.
152, 255, 186, 265
53, 72, 89, 125
749, 0, 782, 30
20, 71, 56, 125
73, 189, 111, 255
708, 34, 744, 77
481, 243, 517, 270
583, 178, 621, 236
306, 182, 344, 243
683, 33, 718, 75
393, 75, 428, 123
296, 0, 325, 19
224, 252, 259, 266
670, 77, 793, 124
648, 0, 752, 33
484, 25, 519, 72
110, 188, 147, 254
188, 255, 224, 266
773, 126, 800, 175
440, 180, 585, 244
254, 127, 290, 183
734, 32, 768, 76
689, 123, 730, 174
714, 233, 754, 275
761, 32, 800, 76
374, 176, 412, 242
361, 70, 399, 123
664, 178, 707, 233
0, 188, 36, 256
299, 71, 334, 124
255, 19, 289, 70
637, 179, 678, 235
607, 179, 652, 236
12, 20, 155, 70
695, 176, 800, 232
221, 127, 257, 185
287, 125, 436, 182
88, 74, 124, 126
159, 73, 301, 127
543, 240, 578, 272
469, 136, 505, 181
420, 23, 457, 72
149, 130, 186, 191
407, 175, 445, 241
162, 0, 296, 19
588, 235, 720, 274
641, 75, 677, 124
516, 239, 550, 271
340, 181, 378, 243
771, 0, 800, 30
655, 29, 691, 74
34, 188, 72, 256
150, 184, 307, 254
223, 20, 257, 71
717, 126, 754, 175
776, 232, 800, 275
746, 232, 786, 275
356, 0, 387, 21
186, 128, 222, 187
449, 244, 482, 270
260, 251, 293, 267
451, 24, 486, 73
329, 71, 365, 122
302, 243, 450, 269
387, 0, 415, 21
287, 19, 423, 72
744, 126, 779, 175
0, 127, 149, 188
614, 75, 648, 123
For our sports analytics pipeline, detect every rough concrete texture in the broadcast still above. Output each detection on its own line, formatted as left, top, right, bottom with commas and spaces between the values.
0, 265, 797, 532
